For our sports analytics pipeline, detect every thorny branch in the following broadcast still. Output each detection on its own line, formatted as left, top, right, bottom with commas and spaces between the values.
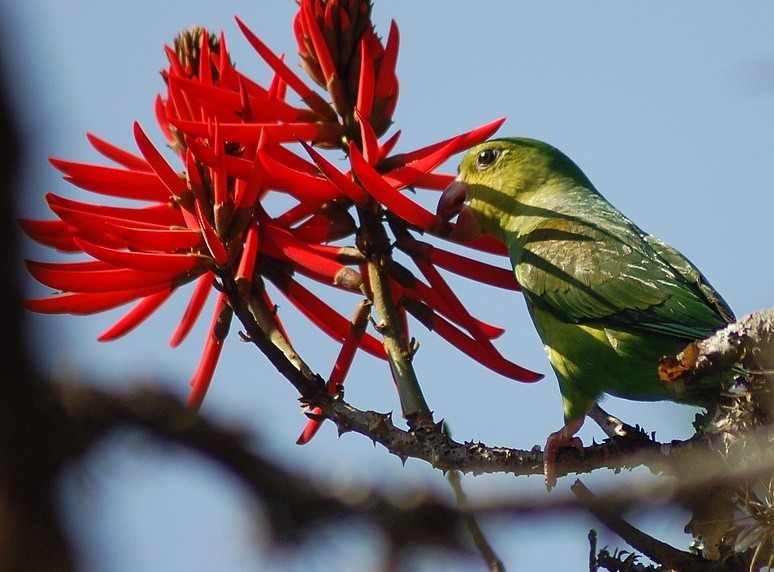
46, 383, 773, 571
220, 269, 774, 486
221, 269, 774, 568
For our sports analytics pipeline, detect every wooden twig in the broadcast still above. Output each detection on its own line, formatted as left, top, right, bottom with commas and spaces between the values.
571, 480, 707, 572
448, 470, 505, 571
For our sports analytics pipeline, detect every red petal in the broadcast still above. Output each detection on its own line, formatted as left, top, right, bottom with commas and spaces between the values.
233, 149, 265, 213
396, 118, 506, 166
259, 149, 341, 200
49, 158, 170, 202
442, 117, 506, 153
296, 302, 369, 445
167, 76, 242, 121
415, 258, 502, 344
43, 205, 183, 254
267, 61, 288, 101
46, 200, 181, 251
271, 200, 318, 228
301, 0, 336, 84
26, 285, 169, 315
163, 59, 195, 123
238, 75, 255, 122
378, 130, 401, 161
216, 31, 236, 87
197, 27, 213, 86
108, 224, 202, 252
406, 302, 542, 383
170, 271, 214, 347
395, 271, 503, 340
297, 409, 325, 445
270, 276, 386, 360
187, 295, 231, 409
86, 133, 152, 171
290, 214, 354, 243
264, 141, 322, 174
177, 70, 319, 123
76, 238, 207, 273
46, 205, 132, 250
25, 260, 179, 293
235, 222, 259, 283
374, 21, 399, 98
44, 194, 183, 227
327, 314, 367, 387
164, 44, 186, 77
356, 39, 374, 120
426, 245, 519, 290
210, 121, 227, 210
186, 138, 244, 179
356, 109, 379, 165
263, 225, 346, 282
98, 288, 175, 341
235, 17, 336, 121
19, 219, 80, 252
133, 122, 188, 200
381, 137, 459, 189
451, 234, 509, 256
155, 95, 176, 145
26, 259, 112, 272
348, 142, 439, 230
194, 200, 229, 266
171, 118, 342, 145
190, 137, 318, 181
298, 140, 368, 203
297, 300, 369, 445
412, 172, 455, 190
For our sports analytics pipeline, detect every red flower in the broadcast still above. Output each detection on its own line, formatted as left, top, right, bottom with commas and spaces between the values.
23, 9, 540, 442
293, 0, 398, 137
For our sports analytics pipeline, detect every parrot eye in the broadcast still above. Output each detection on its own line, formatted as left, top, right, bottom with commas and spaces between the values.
475, 148, 500, 170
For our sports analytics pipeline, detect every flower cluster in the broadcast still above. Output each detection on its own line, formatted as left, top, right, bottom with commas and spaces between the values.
22, 0, 540, 441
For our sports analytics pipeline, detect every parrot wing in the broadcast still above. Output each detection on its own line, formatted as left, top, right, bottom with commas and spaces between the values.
512, 194, 732, 340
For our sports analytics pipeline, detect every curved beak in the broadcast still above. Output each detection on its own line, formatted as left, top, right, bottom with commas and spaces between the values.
436, 179, 468, 221
436, 179, 482, 241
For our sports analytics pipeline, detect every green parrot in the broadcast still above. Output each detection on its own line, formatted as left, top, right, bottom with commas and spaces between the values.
436, 138, 734, 488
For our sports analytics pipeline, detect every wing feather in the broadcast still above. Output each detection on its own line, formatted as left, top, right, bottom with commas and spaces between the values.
511, 187, 733, 339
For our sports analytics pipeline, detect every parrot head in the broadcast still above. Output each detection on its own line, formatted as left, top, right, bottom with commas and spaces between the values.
437, 138, 593, 242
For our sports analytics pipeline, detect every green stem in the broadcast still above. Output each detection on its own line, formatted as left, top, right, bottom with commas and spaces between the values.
225, 273, 322, 398
244, 279, 314, 380
358, 207, 433, 427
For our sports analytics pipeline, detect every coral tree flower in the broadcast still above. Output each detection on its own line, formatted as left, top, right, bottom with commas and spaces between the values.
23, 2, 540, 443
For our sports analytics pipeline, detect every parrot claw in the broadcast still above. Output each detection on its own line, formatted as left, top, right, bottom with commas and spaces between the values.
543, 417, 585, 491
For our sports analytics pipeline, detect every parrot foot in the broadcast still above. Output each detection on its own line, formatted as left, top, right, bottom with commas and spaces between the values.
543, 417, 585, 491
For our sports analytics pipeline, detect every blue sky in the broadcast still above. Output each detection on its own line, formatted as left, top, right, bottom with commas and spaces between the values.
5, 2, 774, 570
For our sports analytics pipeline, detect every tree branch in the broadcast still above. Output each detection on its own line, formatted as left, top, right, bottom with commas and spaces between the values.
660, 308, 774, 391
220, 274, 774, 490
55, 384, 469, 554
51, 382, 774, 570
572, 480, 707, 572
448, 470, 505, 572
